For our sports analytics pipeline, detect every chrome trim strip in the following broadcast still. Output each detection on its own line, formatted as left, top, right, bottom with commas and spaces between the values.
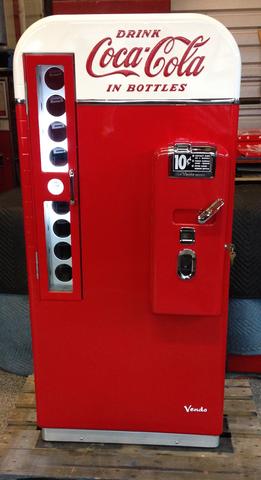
77, 98, 238, 105
42, 428, 219, 448
16, 98, 238, 106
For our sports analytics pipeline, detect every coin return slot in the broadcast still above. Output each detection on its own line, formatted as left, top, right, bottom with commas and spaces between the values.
178, 249, 196, 280
180, 227, 195, 244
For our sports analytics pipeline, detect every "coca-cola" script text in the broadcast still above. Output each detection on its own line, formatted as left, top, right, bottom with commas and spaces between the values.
86, 31, 210, 79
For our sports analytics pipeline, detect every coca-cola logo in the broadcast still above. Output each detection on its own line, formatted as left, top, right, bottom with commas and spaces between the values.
86, 30, 210, 80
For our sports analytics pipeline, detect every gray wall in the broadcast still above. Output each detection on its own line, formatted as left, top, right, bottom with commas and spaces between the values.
171, 0, 261, 130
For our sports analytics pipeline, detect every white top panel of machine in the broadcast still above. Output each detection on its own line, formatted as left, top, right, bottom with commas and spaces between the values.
13, 13, 241, 102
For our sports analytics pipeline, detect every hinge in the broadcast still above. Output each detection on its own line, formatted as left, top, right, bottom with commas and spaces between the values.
225, 243, 236, 265
35, 251, 39, 279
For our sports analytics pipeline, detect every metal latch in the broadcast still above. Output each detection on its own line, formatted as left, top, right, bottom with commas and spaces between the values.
69, 169, 75, 205
198, 199, 224, 224
35, 251, 39, 279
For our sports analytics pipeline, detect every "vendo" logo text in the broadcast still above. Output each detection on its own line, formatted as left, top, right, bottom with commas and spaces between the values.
184, 405, 208, 413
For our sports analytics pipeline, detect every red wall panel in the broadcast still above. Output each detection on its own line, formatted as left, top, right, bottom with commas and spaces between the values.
52, 0, 170, 14
0, 131, 15, 192
227, 355, 261, 374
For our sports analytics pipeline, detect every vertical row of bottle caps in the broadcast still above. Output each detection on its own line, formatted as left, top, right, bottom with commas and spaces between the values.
38, 66, 73, 291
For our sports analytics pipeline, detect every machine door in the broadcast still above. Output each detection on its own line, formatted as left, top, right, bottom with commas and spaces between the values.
24, 54, 82, 300
152, 142, 233, 316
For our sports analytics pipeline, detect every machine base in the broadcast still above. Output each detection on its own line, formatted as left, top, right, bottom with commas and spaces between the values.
42, 428, 219, 448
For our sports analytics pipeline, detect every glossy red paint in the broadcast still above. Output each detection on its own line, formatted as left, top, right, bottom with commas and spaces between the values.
18, 54, 239, 437
23, 55, 82, 301
153, 141, 234, 316
16, 102, 39, 302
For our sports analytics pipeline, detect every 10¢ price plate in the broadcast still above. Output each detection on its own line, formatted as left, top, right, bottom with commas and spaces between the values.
169, 145, 216, 178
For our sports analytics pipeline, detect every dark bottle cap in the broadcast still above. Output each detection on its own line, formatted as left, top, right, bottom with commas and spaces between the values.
48, 122, 67, 142
53, 219, 71, 238
50, 147, 68, 166
55, 264, 72, 282
54, 242, 71, 260
46, 95, 65, 117
52, 201, 70, 215
45, 67, 64, 90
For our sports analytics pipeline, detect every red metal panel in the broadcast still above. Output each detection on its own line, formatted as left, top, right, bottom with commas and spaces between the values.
27, 103, 237, 437
152, 141, 236, 316
52, 0, 171, 14
23, 54, 82, 300
16, 103, 39, 296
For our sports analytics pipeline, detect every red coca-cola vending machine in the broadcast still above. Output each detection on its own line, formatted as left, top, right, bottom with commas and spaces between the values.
14, 13, 241, 447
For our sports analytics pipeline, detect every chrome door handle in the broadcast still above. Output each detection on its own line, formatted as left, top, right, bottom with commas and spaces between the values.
198, 198, 224, 224
69, 168, 75, 205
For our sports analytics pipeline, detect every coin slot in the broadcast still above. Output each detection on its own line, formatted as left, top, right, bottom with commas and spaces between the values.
180, 227, 195, 244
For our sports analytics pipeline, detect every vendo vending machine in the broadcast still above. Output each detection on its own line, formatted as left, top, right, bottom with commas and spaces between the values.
14, 13, 241, 447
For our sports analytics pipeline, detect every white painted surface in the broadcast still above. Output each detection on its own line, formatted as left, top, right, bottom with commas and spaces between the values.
13, 13, 241, 102
47, 178, 64, 195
